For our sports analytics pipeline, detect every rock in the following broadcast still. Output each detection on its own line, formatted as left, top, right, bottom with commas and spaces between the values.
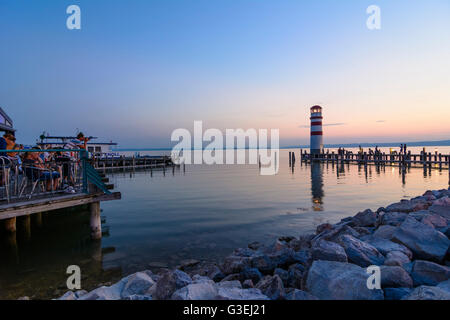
385, 199, 429, 213
79, 286, 122, 300
402, 285, 450, 300
171, 280, 218, 300
216, 287, 269, 300
153, 269, 192, 300
312, 224, 360, 245
384, 251, 411, 267
255, 275, 285, 300
248, 241, 263, 250
384, 288, 412, 300
429, 199, 450, 220
250, 249, 296, 274
121, 272, 155, 298
243, 279, 254, 288
410, 260, 450, 286
285, 289, 318, 300
183, 261, 224, 282
380, 266, 413, 288
354, 227, 373, 237
220, 274, 242, 282
306, 261, 384, 300
316, 223, 333, 234
366, 237, 412, 259
292, 250, 311, 265
179, 259, 200, 269
241, 267, 263, 283
337, 235, 385, 267
421, 213, 448, 229
217, 281, 242, 289
392, 216, 450, 262
287, 264, 305, 289
58, 291, 77, 300
274, 268, 289, 287
436, 279, 450, 293
352, 209, 378, 227
124, 294, 152, 300
17, 296, 30, 300
311, 240, 347, 263
372, 225, 397, 240
221, 255, 251, 275
379, 212, 408, 226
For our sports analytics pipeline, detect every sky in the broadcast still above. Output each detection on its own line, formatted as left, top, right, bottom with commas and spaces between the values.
0, 0, 449, 148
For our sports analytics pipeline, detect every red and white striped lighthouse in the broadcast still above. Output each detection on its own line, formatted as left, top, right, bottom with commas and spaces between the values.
310, 105, 323, 155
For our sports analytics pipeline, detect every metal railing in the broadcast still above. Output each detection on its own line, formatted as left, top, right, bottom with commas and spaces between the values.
0, 149, 110, 204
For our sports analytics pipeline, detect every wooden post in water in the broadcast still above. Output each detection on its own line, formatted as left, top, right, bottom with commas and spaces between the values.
18, 215, 31, 240
289, 152, 292, 167
34, 212, 43, 228
3, 217, 16, 233
90, 202, 102, 240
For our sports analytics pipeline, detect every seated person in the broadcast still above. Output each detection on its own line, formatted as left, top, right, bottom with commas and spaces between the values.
23, 149, 60, 191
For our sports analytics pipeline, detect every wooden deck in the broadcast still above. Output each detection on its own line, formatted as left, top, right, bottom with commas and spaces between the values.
0, 191, 120, 220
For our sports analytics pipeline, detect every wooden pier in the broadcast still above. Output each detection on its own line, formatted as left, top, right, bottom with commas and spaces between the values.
290, 149, 450, 183
93, 155, 176, 171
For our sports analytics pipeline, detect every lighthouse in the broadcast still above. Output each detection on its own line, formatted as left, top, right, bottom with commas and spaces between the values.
310, 105, 323, 155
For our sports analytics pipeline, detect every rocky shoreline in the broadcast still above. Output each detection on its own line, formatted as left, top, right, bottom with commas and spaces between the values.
58, 188, 450, 300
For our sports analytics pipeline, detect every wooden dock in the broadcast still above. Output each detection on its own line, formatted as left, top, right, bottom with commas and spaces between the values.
290, 149, 450, 183
93, 155, 176, 171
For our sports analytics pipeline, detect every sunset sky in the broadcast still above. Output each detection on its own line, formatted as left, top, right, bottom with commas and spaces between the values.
1, 0, 449, 148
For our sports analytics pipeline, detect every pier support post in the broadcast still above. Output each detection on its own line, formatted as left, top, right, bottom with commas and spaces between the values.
34, 212, 43, 228
3, 217, 17, 233
90, 202, 102, 240
18, 215, 31, 240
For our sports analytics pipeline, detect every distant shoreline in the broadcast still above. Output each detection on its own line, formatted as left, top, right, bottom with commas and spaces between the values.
113, 140, 450, 152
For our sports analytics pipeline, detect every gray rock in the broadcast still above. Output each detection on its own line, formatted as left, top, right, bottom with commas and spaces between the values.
124, 294, 152, 300
171, 280, 218, 300
255, 275, 285, 300
292, 250, 311, 265
274, 268, 289, 287
379, 212, 408, 226
285, 289, 318, 300
402, 285, 450, 300
220, 273, 242, 282
241, 267, 263, 283
380, 266, 413, 288
153, 269, 192, 300
337, 235, 385, 267
58, 291, 77, 300
217, 280, 242, 289
312, 224, 360, 245
410, 260, 450, 286
421, 213, 448, 229
436, 279, 450, 293
288, 235, 313, 251
392, 216, 450, 262
429, 197, 450, 220
216, 287, 269, 300
352, 209, 378, 227
385, 199, 428, 213
311, 240, 347, 263
384, 287, 412, 300
306, 260, 384, 300
242, 279, 254, 288
372, 225, 397, 240
287, 264, 305, 289
366, 237, 412, 259
384, 251, 411, 267
182, 261, 224, 282
221, 255, 251, 275
121, 272, 155, 298
79, 275, 131, 300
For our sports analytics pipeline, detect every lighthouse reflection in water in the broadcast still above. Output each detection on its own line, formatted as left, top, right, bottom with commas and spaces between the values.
310, 162, 324, 211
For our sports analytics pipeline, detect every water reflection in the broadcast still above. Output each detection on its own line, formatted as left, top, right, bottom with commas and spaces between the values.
310, 162, 324, 211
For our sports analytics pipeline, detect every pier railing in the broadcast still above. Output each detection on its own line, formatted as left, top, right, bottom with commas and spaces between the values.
0, 149, 110, 204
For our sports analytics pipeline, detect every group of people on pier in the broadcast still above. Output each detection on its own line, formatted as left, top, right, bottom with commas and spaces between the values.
0, 132, 91, 197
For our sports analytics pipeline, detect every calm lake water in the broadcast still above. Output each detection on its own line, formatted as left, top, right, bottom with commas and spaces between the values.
0, 147, 449, 299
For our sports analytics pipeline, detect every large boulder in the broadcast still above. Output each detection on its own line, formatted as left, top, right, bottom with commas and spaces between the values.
171, 280, 218, 300
287, 264, 305, 289
337, 235, 385, 267
241, 267, 263, 283
366, 237, 412, 259
380, 266, 413, 288
379, 212, 408, 226
420, 213, 448, 229
385, 199, 429, 213
312, 224, 360, 245
182, 261, 224, 282
285, 289, 318, 300
306, 261, 384, 300
311, 240, 347, 263
410, 260, 450, 286
79, 275, 131, 300
402, 285, 450, 300
255, 275, 285, 300
352, 209, 378, 227
392, 217, 450, 262
429, 196, 450, 220
121, 272, 155, 298
372, 225, 397, 240
384, 251, 411, 267
221, 255, 252, 275
153, 269, 192, 300
436, 279, 450, 293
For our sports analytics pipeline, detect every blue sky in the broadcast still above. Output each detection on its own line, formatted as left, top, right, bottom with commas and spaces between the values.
1, 0, 449, 148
